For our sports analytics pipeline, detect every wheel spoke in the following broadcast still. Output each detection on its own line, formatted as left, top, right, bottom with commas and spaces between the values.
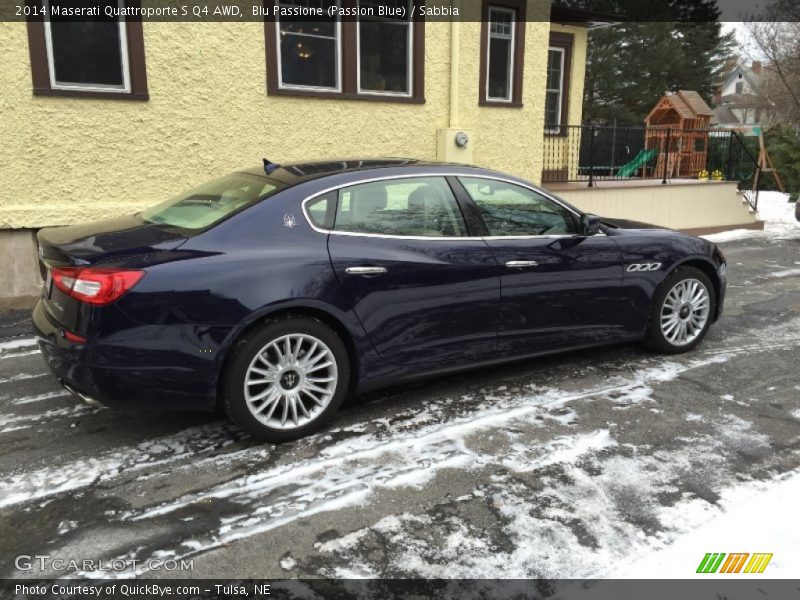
296, 395, 311, 418
254, 388, 279, 414
289, 394, 299, 425
301, 389, 324, 406
307, 360, 333, 373
280, 397, 289, 425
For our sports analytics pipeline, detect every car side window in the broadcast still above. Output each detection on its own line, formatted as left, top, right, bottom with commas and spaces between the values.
333, 177, 467, 237
458, 177, 578, 236
306, 191, 336, 229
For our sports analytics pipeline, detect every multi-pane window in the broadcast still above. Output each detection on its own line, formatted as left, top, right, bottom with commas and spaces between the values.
358, 0, 412, 96
43, 0, 129, 93
26, 0, 148, 99
479, 0, 525, 107
486, 7, 515, 102
544, 48, 565, 133
266, 0, 424, 102
276, 0, 340, 91
545, 31, 573, 134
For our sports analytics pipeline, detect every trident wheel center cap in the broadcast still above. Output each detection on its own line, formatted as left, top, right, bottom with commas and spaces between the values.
280, 370, 301, 391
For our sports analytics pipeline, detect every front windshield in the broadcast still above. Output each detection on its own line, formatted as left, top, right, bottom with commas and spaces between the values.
142, 172, 284, 229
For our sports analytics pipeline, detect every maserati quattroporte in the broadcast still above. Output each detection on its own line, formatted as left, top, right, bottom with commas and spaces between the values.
33, 159, 726, 441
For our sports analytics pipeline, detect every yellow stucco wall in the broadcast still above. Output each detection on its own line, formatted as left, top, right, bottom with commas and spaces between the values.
0, 2, 564, 229
541, 23, 587, 179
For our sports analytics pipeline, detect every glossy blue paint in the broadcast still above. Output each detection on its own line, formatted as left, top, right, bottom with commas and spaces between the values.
32, 160, 727, 411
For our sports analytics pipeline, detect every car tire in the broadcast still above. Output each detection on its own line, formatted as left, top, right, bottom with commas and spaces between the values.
221, 315, 350, 443
643, 266, 716, 354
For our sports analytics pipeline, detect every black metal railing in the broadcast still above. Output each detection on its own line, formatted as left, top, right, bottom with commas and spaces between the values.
542, 124, 762, 207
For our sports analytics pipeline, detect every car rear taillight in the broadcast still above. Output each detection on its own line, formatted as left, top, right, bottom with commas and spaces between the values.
51, 267, 145, 306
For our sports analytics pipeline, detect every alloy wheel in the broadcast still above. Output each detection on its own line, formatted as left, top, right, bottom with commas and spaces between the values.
660, 278, 711, 346
243, 334, 338, 430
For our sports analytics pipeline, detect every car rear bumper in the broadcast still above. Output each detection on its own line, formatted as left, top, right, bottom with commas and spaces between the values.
32, 300, 217, 412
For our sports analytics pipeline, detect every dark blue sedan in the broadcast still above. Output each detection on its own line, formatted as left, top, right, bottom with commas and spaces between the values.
33, 159, 727, 442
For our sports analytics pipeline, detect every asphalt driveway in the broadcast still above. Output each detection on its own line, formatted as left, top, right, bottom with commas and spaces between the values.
1, 232, 799, 580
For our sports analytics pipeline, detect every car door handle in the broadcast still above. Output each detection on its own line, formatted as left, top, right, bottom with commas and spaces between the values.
345, 266, 388, 275
505, 260, 539, 268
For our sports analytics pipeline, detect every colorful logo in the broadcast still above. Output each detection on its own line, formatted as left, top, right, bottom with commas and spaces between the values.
696, 553, 773, 574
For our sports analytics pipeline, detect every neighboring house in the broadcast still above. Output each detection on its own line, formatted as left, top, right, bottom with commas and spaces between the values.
0, 1, 609, 302
712, 61, 763, 126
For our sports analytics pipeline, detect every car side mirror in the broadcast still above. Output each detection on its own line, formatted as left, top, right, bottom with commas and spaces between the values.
580, 213, 602, 236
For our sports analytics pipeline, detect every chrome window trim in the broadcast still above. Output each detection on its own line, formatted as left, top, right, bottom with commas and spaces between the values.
300, 172, 587, 241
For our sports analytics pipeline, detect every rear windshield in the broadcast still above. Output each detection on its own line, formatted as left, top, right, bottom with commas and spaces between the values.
141, 172, 285, 230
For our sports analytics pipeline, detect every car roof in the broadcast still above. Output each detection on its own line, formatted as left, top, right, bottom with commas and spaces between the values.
239, 158, 478, 186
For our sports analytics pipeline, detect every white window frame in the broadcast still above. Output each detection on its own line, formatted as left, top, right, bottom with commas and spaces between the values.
544, 46, 565, 134
275, 1, 342, 93
356, 0, 413, 97
485, 6, 515, 103
43, 0, 131, 93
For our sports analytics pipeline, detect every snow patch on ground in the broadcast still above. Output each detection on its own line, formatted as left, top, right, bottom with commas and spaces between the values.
703, 192, 798, 243
615, 469, 800, 578
10, 390, 71, 406
0, 372, 46, 385
96, 346, 767, 577
308, 415, 779, 579
0, 405, 99, 434
768, 267, 800, 279
0, 423, 238, 509
0, 337, 38, 352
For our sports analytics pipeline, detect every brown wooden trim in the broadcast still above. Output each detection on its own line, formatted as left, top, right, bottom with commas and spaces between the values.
124, 2, 149, 99
412, 4, 425, 100
25, 0, 148, 100
541, 168, 568, 183
478, 0, 526, 108
266, 88, 425, 104
341, 16, 358, 94
25, 0, 49, 91
264, 4, 278, 95
31, 88, 149, 101
264, 0, 425, 104
681, 221, 764, 236
545, 31, 573, 137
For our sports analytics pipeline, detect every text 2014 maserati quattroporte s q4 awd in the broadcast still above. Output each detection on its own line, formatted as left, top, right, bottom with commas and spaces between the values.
33, 159, 727, 442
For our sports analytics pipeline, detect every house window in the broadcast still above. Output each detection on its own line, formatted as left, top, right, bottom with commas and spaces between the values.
544, 48, 564, 133
276, 0, 341, 91
545, 32, 573, 135
25, 0, 148, 100
265, 0, 425, 103
735, 81, 744, 94
479, 0, 526, 107
358, 0, 412, 96
45, 0, 130, 92
486, 7, 515, 101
